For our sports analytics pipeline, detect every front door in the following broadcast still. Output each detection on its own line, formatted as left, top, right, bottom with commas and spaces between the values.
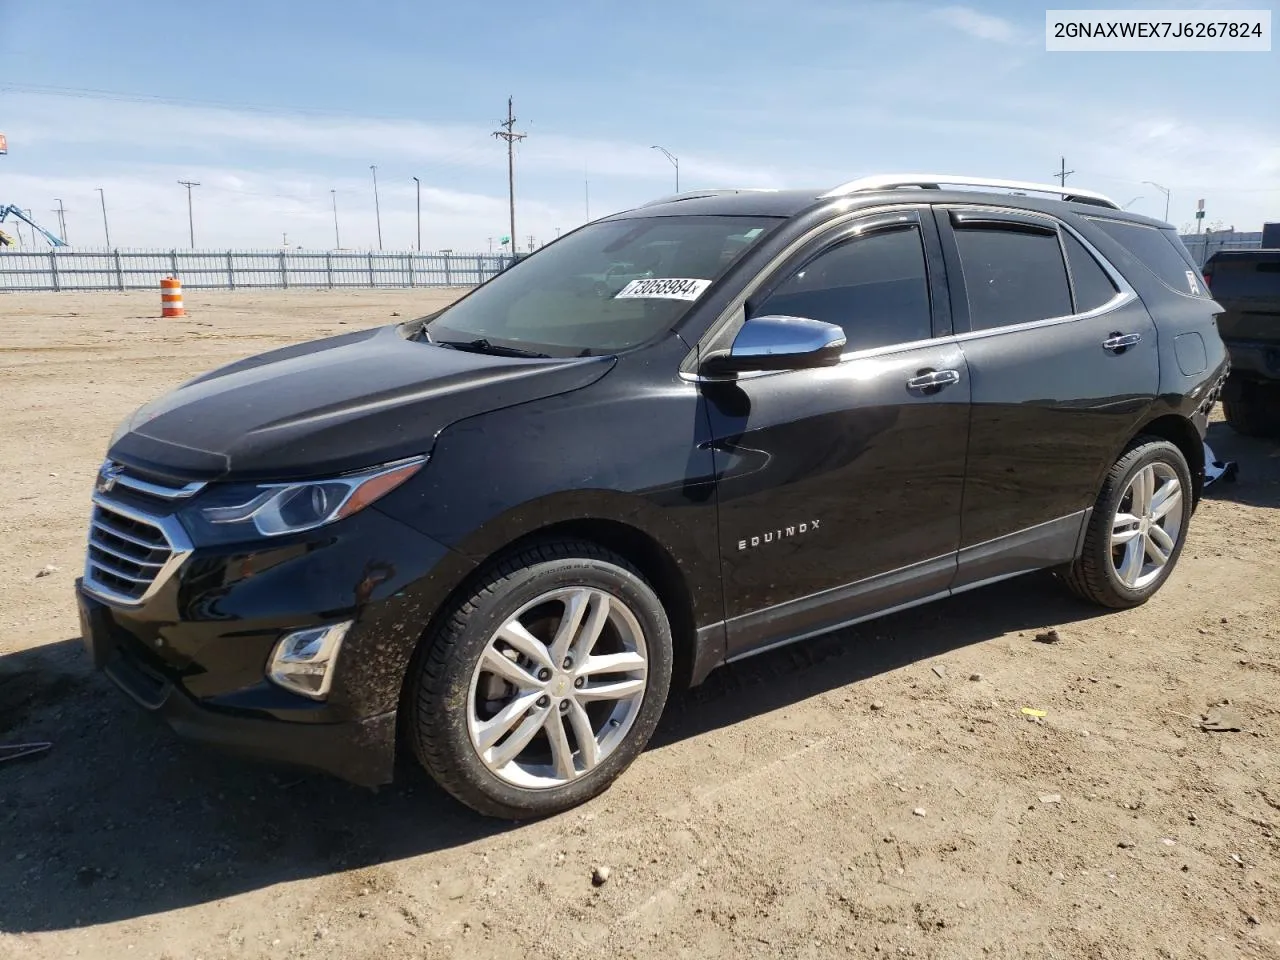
701, 209, 972, 657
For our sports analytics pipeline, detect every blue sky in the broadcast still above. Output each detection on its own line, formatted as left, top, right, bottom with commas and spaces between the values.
0, 0, 1275, 250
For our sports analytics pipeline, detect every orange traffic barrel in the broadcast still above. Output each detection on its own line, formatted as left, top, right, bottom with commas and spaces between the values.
161, 276, 185, 317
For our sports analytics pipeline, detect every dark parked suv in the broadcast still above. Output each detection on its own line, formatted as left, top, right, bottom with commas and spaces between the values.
77, 174, 1230, 818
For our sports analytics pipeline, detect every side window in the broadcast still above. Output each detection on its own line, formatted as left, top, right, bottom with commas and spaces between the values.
752, 226, 932, 353
953, 225, 1072, 331
1063, 231, 1119, 312
1088, 218, 1210, 298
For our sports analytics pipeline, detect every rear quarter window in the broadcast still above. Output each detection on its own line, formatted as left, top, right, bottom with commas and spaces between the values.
1087, 218, 1210, 299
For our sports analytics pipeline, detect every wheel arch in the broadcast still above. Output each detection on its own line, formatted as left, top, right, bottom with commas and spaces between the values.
495, 518, 701, 692
395, 513, 706, 756
1129, 413, 1205, 507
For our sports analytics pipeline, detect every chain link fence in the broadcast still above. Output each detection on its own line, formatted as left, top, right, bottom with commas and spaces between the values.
0, 249, 517, 292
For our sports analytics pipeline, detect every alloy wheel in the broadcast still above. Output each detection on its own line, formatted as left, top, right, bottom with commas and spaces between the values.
466, 587, 649, 789
1110, 462, 1183, 590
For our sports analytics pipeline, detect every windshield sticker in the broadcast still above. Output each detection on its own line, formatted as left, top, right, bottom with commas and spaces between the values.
1185, 270, 1201, 295
614, 278, 712, 301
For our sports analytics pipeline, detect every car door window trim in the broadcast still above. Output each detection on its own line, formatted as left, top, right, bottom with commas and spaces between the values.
938, 203, 1137, 337
680, 204, 926, 376
680, 203, 1137, 382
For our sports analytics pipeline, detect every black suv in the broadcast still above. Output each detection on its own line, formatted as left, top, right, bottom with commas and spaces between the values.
77, 175, 1230, 819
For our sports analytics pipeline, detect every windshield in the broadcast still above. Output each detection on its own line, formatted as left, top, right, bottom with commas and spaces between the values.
425, 215, 781, 355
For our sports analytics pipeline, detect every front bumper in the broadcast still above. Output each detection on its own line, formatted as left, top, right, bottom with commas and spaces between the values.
78, 582, 397, 786
75, 498, 476, 788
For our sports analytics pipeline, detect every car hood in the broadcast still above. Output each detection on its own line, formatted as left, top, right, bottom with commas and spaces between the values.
108, 323, 615, 482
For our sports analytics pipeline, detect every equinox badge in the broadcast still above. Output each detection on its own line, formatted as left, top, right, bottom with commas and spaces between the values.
738, 520, 821, 551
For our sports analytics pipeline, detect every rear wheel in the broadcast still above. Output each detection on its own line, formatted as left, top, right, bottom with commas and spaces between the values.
406, 540, 673, 819
1062, 437, 1193, 609
1222, 380, 1280, 437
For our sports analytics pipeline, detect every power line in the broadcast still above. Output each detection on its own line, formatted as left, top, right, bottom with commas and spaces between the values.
493, 96, 527, 255
178, 180, 200, 248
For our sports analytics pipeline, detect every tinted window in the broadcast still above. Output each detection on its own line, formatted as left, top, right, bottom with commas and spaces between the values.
1207, 256, 1280, 299
1063, 231, 1119, 312
753, 226, 932, 352
427, 215, 780, 355
953, 226, 1072, 330
1089, 218, 1210, 298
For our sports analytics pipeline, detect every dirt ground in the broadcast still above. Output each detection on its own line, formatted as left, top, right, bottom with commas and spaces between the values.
1, 289, 1278, 960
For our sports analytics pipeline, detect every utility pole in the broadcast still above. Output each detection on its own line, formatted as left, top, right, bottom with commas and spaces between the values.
53, 199, 68, 244
96, 187, 111, 248
493, 96, 526, 258
528, 234, 535, 252
370, 165, 383, 251
331, 189, 341, 249
178, 180, 200, 248
1054, 157, 1074, 187
412, 176, 421, 251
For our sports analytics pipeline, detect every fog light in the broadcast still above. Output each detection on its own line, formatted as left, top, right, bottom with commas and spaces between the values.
267, 622, 351, 700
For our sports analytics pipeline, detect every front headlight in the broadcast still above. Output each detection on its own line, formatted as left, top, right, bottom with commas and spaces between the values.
185, 456, 426, 543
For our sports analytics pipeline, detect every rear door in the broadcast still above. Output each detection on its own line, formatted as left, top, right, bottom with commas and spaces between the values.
702, 208, 972, 657
934, 206, 1159, 589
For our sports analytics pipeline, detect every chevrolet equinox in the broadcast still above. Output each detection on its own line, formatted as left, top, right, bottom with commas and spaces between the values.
77, 174, 1231, 819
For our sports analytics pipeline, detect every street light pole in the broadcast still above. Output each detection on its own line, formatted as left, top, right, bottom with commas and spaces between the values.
331, 189, 341, 249
96, 188, 111, 248
370, 164, 383, 251
1143, 181, 1171, 222
412, 176, 421, 251
651, 145, 679, 191
53, 198, 68, 244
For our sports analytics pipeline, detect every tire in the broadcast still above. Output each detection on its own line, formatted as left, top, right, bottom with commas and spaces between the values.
1062, 437, 1194, 609
406, 539, 673, 819
1222, 385, 1280, 438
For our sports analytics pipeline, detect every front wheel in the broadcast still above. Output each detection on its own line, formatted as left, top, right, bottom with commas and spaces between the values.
406, 540, 673, 819
1061, 437, 1193, 609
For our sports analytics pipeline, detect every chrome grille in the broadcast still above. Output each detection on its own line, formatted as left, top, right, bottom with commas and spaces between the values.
97, 460, 206, 501
83, 497, 192, 606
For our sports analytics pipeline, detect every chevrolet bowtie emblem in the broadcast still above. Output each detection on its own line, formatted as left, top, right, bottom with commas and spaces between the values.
96, 463, 123, 494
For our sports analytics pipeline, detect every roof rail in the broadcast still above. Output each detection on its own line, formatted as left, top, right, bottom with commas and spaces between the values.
819, 174, 1119, 210
639, 188, 780, 208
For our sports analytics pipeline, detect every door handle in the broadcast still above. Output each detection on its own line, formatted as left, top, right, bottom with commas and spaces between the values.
1103, 333, 1142, 352
905, 369, 961, 391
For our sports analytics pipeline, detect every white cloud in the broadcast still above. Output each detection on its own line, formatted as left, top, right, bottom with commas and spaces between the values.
4, 93, 779, 187
932, 5, 1024, 44
1, 166, 583, 252
0, 91, 788, 249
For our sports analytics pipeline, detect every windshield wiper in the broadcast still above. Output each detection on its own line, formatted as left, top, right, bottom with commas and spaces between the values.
433, 337, 551, 359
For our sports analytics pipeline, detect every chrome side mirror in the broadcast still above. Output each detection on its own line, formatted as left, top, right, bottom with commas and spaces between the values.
703, 316, 846, 374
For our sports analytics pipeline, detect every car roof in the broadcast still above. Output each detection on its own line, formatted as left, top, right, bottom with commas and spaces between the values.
604, 179, 1171, 230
